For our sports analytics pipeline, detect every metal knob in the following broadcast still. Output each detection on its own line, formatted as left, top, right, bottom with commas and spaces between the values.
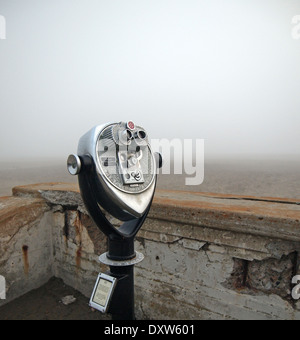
67, 154, 81, 175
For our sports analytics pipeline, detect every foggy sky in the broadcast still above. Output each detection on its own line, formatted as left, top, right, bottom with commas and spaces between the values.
0, 0, 299, 161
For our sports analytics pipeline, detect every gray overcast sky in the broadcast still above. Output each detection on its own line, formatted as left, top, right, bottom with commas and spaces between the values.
0, 0, 299, 161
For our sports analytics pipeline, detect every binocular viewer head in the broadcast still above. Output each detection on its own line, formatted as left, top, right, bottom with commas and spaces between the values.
68, 121, 160, 222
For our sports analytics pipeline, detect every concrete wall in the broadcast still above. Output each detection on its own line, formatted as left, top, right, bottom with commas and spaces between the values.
1, 183, 300, 320
0, 195, 53, 303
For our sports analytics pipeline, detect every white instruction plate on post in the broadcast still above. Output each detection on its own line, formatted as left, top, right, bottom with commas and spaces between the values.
89, 273, 117, 313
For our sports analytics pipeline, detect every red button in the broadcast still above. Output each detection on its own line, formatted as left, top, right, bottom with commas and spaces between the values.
127, 121, 135, 130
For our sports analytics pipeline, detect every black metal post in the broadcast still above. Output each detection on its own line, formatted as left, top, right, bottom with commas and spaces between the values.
106, 236, 136, 320
107, 265, 135, 320
107, 235, 136, 261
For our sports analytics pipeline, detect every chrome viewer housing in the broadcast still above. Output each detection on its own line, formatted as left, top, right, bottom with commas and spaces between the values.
68, 121, 157, 221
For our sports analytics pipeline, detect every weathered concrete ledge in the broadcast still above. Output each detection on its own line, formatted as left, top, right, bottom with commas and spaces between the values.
1, 183, 300, 320
11, 182, 300, 241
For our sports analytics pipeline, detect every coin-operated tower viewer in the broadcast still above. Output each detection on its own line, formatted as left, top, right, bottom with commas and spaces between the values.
67, 121, 162, 320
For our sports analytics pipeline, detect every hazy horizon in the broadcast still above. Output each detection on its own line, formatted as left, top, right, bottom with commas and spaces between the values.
0, 0, 300, 162
0, 156, 299, 199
